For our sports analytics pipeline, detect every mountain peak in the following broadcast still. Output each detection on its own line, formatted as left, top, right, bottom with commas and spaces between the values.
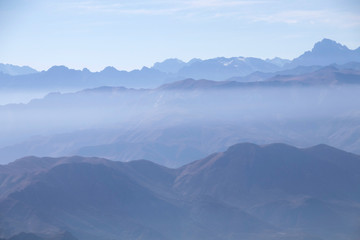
290, 38, 360, 66
226, 142, 259, 153
0, 63, 38, 76
158, 58, 184, 64
152, 58, 186, 73
312, 38, 348, 53
101, 66, 118, 73
47, 65, 70, 72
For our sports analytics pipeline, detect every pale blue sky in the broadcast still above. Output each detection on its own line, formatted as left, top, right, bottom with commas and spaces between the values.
1, 0, 360, 71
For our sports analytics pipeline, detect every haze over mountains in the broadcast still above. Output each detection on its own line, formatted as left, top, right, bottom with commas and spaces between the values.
0, 143, 359, 240
0, 74, 359, 166
0, 39, 359, 166
0, 64, 37, 76
0, 38, 360, 240
1, 38, 360, 92
290, 38, 360, 67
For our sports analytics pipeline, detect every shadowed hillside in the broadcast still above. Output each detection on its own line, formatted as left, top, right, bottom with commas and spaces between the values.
0, 143, 359, 240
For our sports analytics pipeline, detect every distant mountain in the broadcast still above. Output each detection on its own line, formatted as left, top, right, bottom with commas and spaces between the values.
158, 39, 360, 81
0, 65, 172, 91
1, 39, 359, 90
289, 38, 360, 67
0, 143, 359, 240
265, 66, 360, 85
228, 62, 360, 82
158, 78, 235, 90
0, 69, 359, 166
151, 56, 282, 81
153, 39, 360, 81
0, 63, 37, 76
177, 57, 281, 80
265, 57, 291, 67
227, 65, 324, 82
152, 58, 187, 73
160, 66, 360, 90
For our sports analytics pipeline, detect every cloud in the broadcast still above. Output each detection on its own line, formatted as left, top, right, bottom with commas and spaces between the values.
250, 9, 360, 27
183, 0, 267, 8
59, 0, 360, 28
62, 0, 268, 16
61, 1, 181, 15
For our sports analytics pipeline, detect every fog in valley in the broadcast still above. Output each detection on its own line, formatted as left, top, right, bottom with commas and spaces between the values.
0, 90, 49, 105
1, 85, 359, 166
2, 0, 360, 238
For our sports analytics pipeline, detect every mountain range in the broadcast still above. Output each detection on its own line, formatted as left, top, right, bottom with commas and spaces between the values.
1, 38, 360, 240
1, 39, 359, 91
159, 66, 360, 89
0, 65, 170, 90
290, 38, 360, 67
152, 39, 359, 81
0, 143, 359, 240
0, 65, 359, 166
0, 64, 37, 76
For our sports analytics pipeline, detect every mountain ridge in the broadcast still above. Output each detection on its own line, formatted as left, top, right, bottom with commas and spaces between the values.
1, 38, 359, 91
0, 142, 359, 240
289, 38, 360, 67
0, 63, 37, 76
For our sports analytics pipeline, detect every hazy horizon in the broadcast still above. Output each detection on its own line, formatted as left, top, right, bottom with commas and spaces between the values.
1, 1, 360, 240
1, 0, 360, 71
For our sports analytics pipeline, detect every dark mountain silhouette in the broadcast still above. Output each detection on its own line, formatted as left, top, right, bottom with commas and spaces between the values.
174, 143, 360, 239
174, 143, 360, 200
2, 231, 78, 240
0, 155, 272, 240
7, 232, 44, 240
0, 143, 359, 240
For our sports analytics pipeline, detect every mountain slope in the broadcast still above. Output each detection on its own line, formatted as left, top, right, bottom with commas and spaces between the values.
289, 38, 360, 67
177, 57, 281, 80
0, 64, 37, 76
0, 65, 171, 91
175, 143, 360, 201
159, 67, 360, 90
0, 72, 360, 166
152, 58, 187, 73
174, 143, 360, 240
0, 155, 274, 240
0, 143, 360, 240
266, 66, 360, 85
1, 39, 359, 91
0, 158, 183, 240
